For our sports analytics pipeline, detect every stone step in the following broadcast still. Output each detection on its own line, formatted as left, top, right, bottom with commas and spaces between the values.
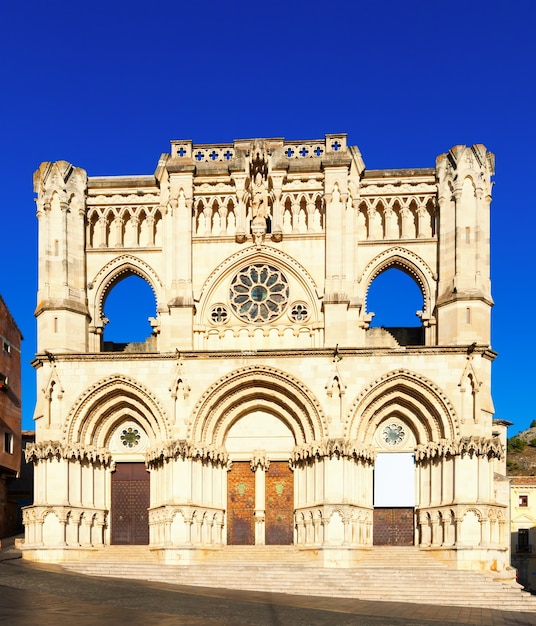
61, 561, 536, 610
61, 546, 536, 611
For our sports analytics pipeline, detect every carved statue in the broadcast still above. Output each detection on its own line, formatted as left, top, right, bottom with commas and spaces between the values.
251, 172, 269, 219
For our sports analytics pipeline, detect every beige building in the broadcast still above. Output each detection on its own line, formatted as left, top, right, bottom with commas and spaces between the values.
23, 135, 508, 575
511, 477, 536, 590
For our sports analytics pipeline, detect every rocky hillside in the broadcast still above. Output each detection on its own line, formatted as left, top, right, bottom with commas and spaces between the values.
507, 425, 536, 476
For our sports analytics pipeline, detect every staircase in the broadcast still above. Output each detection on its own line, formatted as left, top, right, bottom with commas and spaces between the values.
61, 545, 536, 612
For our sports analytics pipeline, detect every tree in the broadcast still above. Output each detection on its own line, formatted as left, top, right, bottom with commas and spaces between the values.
508, 437, 527, 453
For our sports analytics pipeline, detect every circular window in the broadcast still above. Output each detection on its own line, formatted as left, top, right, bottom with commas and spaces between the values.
210, 304, 229, 324
120, 427, 141, 448
289, 302, 309, 323
382, 423, 406, 446
230, 264, 289, 323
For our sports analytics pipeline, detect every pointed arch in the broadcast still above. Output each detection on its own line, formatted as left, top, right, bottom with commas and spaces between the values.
346, 369, 459, 445
196, 244, 321, 324
64, 374, 171, 447
88, 254, 162, 328
360, 246, 435, 316
189, 365, 327, 446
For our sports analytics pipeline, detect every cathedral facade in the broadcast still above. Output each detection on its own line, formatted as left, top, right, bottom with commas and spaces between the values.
23, 135, 508, 573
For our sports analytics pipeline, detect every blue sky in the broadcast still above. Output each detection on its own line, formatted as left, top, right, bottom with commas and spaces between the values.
1, 1, 534, 434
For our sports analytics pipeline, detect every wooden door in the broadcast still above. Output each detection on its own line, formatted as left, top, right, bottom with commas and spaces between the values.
111, 463, 150, 545
265, 461, 293, 545
227, 462, 255, 545
373, 507, 414, 545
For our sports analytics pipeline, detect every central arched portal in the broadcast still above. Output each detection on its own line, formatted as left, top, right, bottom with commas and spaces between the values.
225, 411, 295, 545
373, 452, 416, 545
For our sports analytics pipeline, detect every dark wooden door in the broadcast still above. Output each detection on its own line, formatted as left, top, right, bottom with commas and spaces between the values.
227, 462, 255, 545
373, 507, 414, 545
111, 463, 150, 545
265, 461, 294, 545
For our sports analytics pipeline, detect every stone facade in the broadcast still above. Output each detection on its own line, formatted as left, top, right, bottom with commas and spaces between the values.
23, 135, 508, 573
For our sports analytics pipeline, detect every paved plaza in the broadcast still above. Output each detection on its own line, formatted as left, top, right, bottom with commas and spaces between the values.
1, 541, 535, 626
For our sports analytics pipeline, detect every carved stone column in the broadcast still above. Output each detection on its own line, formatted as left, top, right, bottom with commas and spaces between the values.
251, 450, 270, 545
480, 516, 490, 547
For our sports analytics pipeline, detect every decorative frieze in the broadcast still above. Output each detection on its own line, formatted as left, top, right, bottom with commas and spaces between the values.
415, 436, 504, 462
25, 441, 112, 466
291, 438, 375, 465
146, 439, 229, 468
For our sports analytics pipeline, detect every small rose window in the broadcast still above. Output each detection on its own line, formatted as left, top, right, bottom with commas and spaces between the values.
382, 423, 406, 446
121, 427, 141, 448
210, 304, 229, 324
290, 302, 309, 322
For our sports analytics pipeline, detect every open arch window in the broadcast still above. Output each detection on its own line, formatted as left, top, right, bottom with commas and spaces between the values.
102, 274, 157, 352
366, 267, 425, 346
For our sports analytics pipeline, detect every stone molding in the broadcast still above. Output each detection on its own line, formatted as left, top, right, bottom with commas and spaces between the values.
291, 438, 375, 465
189, 363, 327, 444
146, 439, 229, 468
346, 368, 458, 442
250, 450, 270, 471
64, 373, 171, 444
414, 436, 504, 462
23, 505, 108, 526
25, 440, 112, 466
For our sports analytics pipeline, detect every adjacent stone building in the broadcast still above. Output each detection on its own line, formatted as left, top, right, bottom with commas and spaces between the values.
23, 135, 508, 574
510, 477, 536, 590
0, 295, 22, 538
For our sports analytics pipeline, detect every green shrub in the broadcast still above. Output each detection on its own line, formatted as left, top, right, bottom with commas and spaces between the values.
531, 419, 536, 429
529, 438, 536, 448
508, 437, 527, 452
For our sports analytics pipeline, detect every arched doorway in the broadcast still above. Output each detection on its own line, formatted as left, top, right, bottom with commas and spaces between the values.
225, 411, 295, 545
373, 451, 416, 545
108, 419, 152, 545
371, 415, 418, 546
111, 462, 150, 545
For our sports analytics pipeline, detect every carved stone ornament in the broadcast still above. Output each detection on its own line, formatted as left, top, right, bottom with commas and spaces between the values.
25, 441, 112, 467
414, 436, 504, 462
250, 449, 270, 472
146, 439, 229, 468
291, 438, 376, 466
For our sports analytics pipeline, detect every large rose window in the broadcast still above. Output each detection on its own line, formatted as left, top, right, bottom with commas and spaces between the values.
230, 264, 289, 323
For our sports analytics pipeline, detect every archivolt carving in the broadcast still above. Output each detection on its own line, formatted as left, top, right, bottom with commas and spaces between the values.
360, 246, 435, 316
64, 374, 170, 446
291, 438, 375, 466
146, 439, 229, 468
347, 369, 458, 444
25, 440, 112, 466
189, 365, 326, 445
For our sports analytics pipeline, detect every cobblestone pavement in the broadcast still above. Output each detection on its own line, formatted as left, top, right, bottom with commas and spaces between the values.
1, 545, 535, 625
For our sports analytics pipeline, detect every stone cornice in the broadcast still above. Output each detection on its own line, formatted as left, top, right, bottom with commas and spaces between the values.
415, 436, 504, 462
146, 440, 229, 468
291, 438, 376, 465
25, 441, 112, 466
31, 345, 496, 366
